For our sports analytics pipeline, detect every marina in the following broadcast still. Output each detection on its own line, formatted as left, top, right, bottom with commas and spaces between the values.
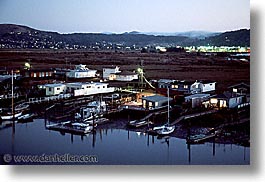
0, 118, 250, 165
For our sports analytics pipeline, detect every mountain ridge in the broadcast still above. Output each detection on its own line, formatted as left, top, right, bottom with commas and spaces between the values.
0, 24, 250, 49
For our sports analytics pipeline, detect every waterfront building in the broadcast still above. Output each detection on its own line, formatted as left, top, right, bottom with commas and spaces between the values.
210, 93, 245, 109
190, 80, 216, 94
142, 95, 172, 110
103, 66, 121, 79
184, 94, 210, 108
66, 82, 115, 96
110, 71, 138, 82
45, 83, 66, 96
66, 64, 97, 78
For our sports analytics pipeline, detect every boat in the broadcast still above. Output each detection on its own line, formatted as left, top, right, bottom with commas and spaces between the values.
1, 112, 22, 121
152, 88, 175, 135
0, 70, 23, 121
46, 121, 94, 134
75, 100, 107, 122
18, 113, 36, 122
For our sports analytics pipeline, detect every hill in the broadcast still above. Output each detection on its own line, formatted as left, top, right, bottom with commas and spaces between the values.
0, 24, 250, 49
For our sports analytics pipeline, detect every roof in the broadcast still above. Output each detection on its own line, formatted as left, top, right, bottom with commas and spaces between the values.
192, 80, 216, 85
0, 75, 11, 82
172, 80, 194, 85
66, 82, 108, 86
158, 79, 175, 83
45, 83, 65, 87
227, 82, 250, 89
185, 94, 210, 99
103, 66, 119, 69
116, 71, 137, 76
212, 92, 244, 99
142, 95, 172, 102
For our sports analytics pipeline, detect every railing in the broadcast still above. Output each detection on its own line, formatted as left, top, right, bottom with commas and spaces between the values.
28, 94, 72, 104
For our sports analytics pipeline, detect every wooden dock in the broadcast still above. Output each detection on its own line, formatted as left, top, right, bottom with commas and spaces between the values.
171, 109, 217, 125
187, 133, 216, 144
127, 109, 168, 128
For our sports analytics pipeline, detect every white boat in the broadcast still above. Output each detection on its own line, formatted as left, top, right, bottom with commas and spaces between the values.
1, 112, 22, 120
157, 125, 175, 135
75, 100, 106, 122
46, 121, 94, 134
0, 70, 22, 121
152, 88, 175, 135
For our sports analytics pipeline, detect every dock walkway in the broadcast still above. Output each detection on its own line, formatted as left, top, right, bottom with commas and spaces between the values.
171, 109, 217, 125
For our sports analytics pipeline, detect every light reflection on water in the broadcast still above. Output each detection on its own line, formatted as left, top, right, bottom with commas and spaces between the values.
0, 119, 250, 165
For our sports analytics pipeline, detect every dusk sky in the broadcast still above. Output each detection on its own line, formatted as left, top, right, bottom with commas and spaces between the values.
0, 0, 250, 33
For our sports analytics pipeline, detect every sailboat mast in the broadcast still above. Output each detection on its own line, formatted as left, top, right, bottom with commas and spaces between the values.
167, 87, 169, 124
11, 70, 14, 118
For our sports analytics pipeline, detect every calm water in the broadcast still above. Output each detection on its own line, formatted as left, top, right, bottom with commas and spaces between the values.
0, 119, 250, 165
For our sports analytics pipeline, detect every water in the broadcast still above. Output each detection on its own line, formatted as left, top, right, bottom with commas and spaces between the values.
0, 119, 250, 165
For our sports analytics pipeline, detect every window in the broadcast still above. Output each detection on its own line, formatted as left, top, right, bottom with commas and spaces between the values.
143, 100, 146, 108
149, 102, 153, 106
155, 102, 158, 107
172, 85, 178, 89
97, 87, 100, 89
33, 73, 37, 77
184, 85, 188, 89
49, 88, 52, 92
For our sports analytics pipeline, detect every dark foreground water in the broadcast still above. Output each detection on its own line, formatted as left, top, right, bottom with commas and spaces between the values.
0, 119, 250, 165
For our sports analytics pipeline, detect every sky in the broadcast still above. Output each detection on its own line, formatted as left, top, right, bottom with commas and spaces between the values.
0, 0, 250, 33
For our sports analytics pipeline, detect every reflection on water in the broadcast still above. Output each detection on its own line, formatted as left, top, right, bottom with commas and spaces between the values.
0, 119, 250, 165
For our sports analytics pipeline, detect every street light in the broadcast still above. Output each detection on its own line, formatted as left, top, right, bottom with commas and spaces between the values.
24, 62, 31, 70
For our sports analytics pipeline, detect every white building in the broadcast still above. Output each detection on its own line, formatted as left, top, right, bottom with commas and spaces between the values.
185, 93, 210, 108
66, 64, 97, 78
103, 66, 121, 79
45, 83, 66, 96
190, 81, 216, 94
66, 82, 115, 96
112, 71, 138, 81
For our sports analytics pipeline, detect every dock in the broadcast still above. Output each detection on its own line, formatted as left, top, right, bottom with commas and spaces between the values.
127, 109, 168, 128
171, 109, 217, 125
187, 133, 216, 144
46, 122, 93, 135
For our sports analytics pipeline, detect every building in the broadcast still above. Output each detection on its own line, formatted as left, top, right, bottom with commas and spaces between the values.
103, 66, 121, 79
112, 71, 138, 82
227, 82, 250, 102
66, 64, 97, 78
45, 83, 66, 96
171, 80, 193, 92
21, 69, 54, 78
66, 82, 115, 96
184, 94, 210, 108
210, 93, 245, 109
142, 95, 172, 110
190, 80, 216, 94
158, 79, 175, 89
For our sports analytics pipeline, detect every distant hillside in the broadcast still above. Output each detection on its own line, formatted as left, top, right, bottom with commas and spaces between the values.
0, 24, 250, 49
195, 29, 250, 47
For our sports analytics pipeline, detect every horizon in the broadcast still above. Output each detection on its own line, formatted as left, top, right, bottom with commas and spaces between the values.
0, 0, 250, 34
0, 23, 250, 35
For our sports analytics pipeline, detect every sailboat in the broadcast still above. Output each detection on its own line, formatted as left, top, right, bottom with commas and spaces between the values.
0, 70, 22, 121
153, 88, 175, 135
